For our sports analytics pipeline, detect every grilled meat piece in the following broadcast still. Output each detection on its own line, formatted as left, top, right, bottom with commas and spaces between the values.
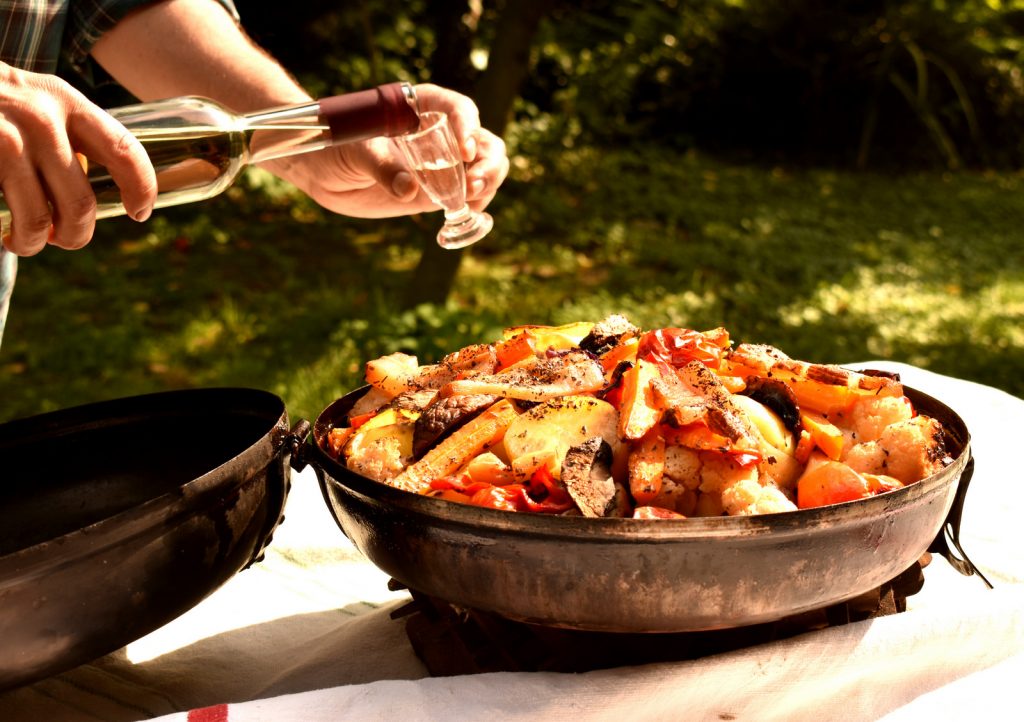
413, 394, 499, 459
561, 436, 621, 517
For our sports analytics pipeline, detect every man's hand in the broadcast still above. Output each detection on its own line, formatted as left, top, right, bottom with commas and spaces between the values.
0, 63, 156, 256
263, 84, 510, 220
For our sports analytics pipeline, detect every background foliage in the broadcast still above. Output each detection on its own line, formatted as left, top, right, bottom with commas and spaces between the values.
3, 0, 1024, 423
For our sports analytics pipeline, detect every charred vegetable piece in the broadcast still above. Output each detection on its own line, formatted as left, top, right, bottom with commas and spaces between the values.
649, 371, 708, 428
724, 343, 903, 414
442, 353, 606, 402
561, 437, 618, 517
579, 314, 640, 356
413, 394, 498, 459
741, 377, 801, 433
676, 361, 760, 454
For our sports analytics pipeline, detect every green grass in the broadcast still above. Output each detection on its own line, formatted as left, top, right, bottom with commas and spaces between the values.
3, 146, 1023, 425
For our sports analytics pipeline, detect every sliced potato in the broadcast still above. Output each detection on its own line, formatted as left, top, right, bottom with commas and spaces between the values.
501, 321, 595, 350
730, 394, 795, 455
364, 352, 421, 397
503, 396, 623, 481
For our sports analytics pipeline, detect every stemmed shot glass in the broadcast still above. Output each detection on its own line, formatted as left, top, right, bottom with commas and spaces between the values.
395, 111, 493, 249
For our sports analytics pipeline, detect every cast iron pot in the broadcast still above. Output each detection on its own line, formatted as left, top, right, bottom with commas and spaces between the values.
0, 388, 305, 691
306, 384, 981, 633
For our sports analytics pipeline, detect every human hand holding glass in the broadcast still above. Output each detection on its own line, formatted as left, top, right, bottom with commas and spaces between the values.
395, 111, 493, 249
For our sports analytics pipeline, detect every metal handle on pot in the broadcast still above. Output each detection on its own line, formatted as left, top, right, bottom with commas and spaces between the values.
285, 418, 312, 471
283, 419, 354, 542
927, 454, 993, 588
245, 418, 311, 569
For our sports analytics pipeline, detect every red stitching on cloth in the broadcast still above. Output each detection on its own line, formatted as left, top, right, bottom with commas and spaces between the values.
187, 704, 229, 722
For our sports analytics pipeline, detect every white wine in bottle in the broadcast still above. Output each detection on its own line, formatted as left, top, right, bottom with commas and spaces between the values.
0, 81, 419, 242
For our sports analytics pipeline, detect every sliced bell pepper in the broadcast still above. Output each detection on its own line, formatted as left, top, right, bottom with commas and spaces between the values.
617, 359, 664, 440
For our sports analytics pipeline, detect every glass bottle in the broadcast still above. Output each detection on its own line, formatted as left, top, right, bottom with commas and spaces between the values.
0, 82, 419, 243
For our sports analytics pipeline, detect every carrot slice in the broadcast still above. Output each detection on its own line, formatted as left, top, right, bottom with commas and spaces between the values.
495, 332, 536, 370
392, 399, 519, 494
793, 428, 815, 464
801, 410, 845, 461
660, 422, 731, 452
599, 337, 639, 372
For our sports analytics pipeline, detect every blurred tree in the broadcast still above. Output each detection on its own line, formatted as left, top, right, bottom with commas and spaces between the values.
406, 0, 550, 308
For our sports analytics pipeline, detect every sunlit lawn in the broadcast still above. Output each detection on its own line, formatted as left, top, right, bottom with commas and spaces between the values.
3, 146, 1023, 424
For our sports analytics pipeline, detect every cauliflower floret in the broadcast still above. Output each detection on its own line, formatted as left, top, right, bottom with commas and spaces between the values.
664, 445, 702, 490
750, 484, 797, 515
847, 395, 914, 444
699, 453, 757, 495
345, 435, 409, 482
695, 490, 725, 517
844, 416, 947, 483
650, 476, 698, 516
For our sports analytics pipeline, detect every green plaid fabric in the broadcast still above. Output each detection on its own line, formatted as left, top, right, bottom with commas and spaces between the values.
0, 0, 238, 349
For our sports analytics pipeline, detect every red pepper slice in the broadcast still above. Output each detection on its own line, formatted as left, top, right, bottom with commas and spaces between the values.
520, 466, 575, 513
429, 474, 492, 496
470, 485, 522, 512
637, 328, 725, 369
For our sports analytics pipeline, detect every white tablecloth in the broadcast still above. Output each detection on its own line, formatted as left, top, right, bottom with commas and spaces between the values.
1, 363, 1022, 721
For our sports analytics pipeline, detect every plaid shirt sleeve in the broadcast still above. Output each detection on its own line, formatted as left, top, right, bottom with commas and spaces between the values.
63, 0, 239, 77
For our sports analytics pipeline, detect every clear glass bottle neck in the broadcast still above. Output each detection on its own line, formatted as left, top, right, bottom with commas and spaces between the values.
242, 101, 331, 165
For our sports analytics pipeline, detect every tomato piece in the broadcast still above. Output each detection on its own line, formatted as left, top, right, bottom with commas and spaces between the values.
797, 461, 871, 509
429, 475, 492, 495
519, 466, 574, 513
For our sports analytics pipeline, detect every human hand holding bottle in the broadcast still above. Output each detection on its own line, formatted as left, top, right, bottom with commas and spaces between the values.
262, 84, 510, 220
0, 63, 156, 256
0, 76, 507, 255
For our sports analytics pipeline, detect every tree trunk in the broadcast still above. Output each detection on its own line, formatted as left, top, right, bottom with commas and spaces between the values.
404, 0, 479, 309
404, 0, 547, 310
475, 0, 548, 135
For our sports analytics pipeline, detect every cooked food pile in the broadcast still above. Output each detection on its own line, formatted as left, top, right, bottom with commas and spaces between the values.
323, 315, 952, 518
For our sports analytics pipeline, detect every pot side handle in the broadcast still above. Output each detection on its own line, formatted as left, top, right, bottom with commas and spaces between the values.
285, 420, 353, 541
927, 454, 993, 588
246, 418, 312, 569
